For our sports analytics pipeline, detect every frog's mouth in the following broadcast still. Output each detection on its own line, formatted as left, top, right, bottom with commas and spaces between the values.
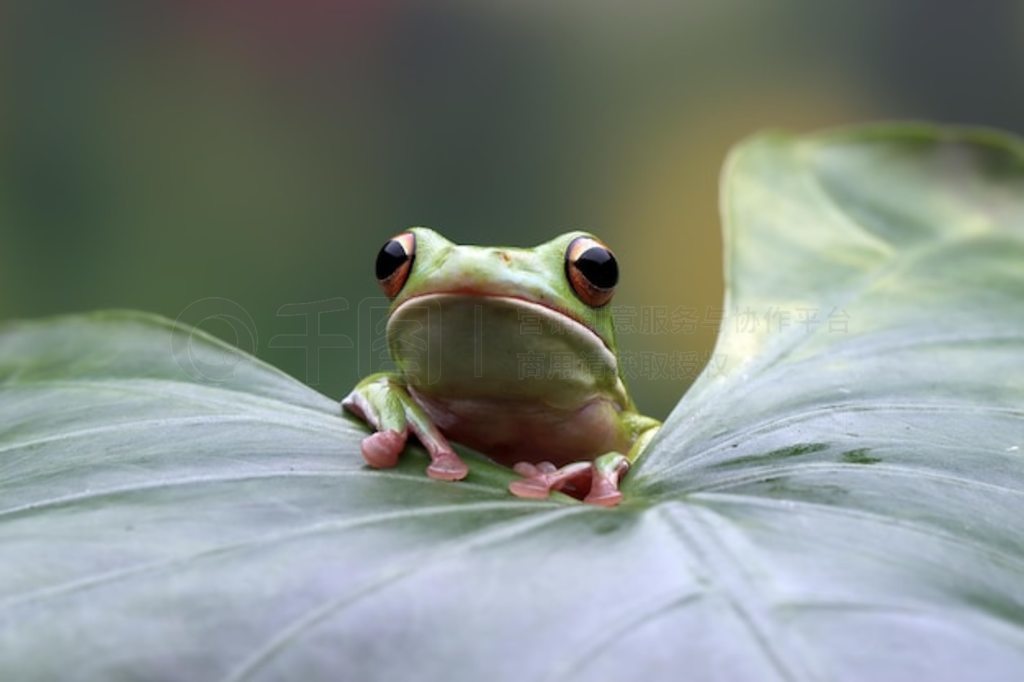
387, 293, 620, 398
391, 291, 614, 353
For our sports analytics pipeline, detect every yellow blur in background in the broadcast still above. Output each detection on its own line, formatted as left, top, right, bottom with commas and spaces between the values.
3, 1, 1023, 417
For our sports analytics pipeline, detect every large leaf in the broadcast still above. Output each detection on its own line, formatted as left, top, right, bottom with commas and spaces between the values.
2, 125, 1024, 681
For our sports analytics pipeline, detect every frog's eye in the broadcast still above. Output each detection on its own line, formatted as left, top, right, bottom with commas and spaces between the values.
565, 236, 618, 307
375, 232, 416, 298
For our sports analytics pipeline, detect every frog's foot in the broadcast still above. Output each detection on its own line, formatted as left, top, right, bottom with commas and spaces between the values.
508, 453, 630, 507
425, 448, 470, 481
342, 373, 468, 482
584, 453, 630, 508
508, 461, 592, 499
360, 429, 407, 469
358, 425, 467, 480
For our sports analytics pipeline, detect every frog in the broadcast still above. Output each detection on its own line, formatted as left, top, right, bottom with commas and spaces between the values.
341, 228, 661, 507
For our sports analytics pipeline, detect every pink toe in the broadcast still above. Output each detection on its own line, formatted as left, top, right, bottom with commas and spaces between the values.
513, 462, 539, 476
361, 430, 405, 468
584, 473, 624, 507
427, 453, 469, 481
509, 478, 552, 499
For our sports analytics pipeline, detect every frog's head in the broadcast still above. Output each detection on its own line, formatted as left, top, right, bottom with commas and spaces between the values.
375, 227, 620, 350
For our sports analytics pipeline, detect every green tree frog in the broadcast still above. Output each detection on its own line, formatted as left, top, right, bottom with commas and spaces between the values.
342, 228, 661, 507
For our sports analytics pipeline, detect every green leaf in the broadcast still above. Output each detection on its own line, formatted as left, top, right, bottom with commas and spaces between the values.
2, 124, 1024, 681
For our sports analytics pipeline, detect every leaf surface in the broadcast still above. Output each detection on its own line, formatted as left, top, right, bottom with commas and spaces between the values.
2, 125, 1024, 681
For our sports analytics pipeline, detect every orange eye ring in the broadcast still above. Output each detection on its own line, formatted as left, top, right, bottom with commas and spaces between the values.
565, 236, 618, 307
376, 232, 416, 298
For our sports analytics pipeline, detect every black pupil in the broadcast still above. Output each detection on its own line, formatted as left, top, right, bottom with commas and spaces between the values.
376, 240, 409, 280
575, 247, 618, 289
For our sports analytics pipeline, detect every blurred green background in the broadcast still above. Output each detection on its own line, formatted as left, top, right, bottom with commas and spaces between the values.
3, 1, 1024, 417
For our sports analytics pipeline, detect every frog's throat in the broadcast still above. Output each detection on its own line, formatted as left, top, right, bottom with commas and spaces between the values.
388, 292, 617, 368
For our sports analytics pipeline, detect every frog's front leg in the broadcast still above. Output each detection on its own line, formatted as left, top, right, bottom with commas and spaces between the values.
509, 417, 660, 507
342, 373, 469, 481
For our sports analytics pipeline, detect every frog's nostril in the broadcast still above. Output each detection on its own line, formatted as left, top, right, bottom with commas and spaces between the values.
495, 250, 512, 264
